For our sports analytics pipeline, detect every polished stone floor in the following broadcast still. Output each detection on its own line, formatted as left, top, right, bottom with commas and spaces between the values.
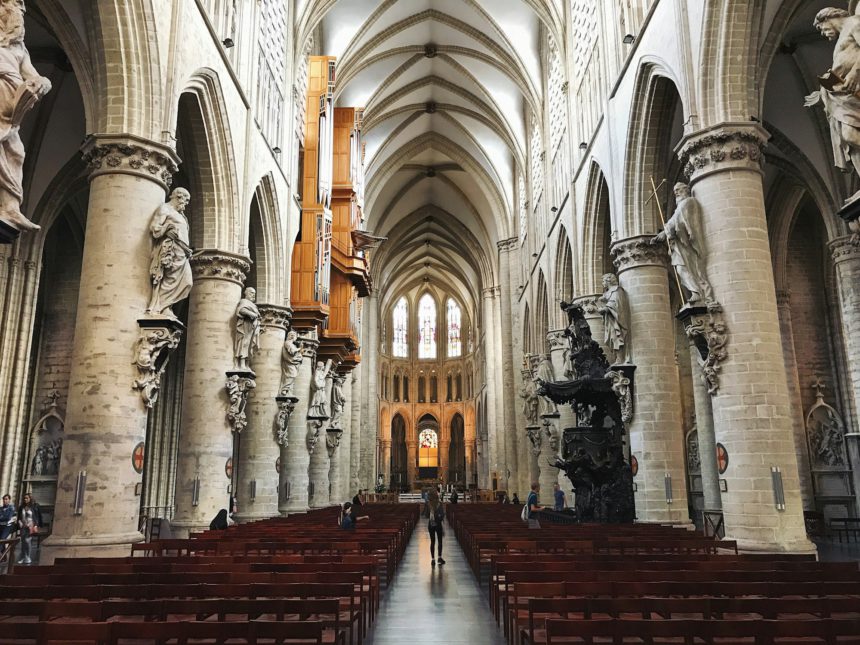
364, 520, 506, 645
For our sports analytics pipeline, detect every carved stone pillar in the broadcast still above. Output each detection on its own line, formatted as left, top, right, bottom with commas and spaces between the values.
775, 291, 815, 510
679, 123, 813, 552
279, 332, 317, 514
547, 330, 574, 487
171, 250, 250, 536
611, 236, 690, 524
42, 135, 179, 561
380, 439, 392, 490
234, 305, 290, 522
831, 237, 860, 431
406, 440, 417, 489
326, 426, 344, 505
307, 369, 332, 509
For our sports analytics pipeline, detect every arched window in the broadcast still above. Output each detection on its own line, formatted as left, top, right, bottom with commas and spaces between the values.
447, 298, 462, 357
392, 297, 408, 357
393, 374, 400, 402
418, 294, 437, 359
418, 428, 438, 468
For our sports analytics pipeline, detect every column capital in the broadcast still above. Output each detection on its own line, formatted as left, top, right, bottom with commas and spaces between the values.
482, 285, 501, 299
497, 237, 519, 252
829, 235, 860, 265
547, 329, 567, 351
299, 329, 320, 359
775, 290, 792, 308
572, 293, 601, 315
677, 122, 769, 183
611, 235, 669, 273
81, 133, 180, 191
258, 304, 292, 331
189, 249, 251, 285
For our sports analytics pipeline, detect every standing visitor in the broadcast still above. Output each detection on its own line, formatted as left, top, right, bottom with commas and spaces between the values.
424, 488, 446, 567
527, 482, 543, 520
0, 494, 15, 540
17, 493, 41, 565
553, 483, 566, 511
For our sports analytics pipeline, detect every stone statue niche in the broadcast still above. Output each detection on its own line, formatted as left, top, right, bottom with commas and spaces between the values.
23, 391, 65, 529
537, 303, 635, 524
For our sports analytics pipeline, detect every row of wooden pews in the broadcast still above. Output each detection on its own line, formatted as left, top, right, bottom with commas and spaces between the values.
0, 503, 418, 644
447, 504, 860, 645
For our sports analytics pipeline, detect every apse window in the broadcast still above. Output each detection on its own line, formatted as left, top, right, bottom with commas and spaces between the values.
447, 298, 462, 357
392, 297, 408, 357
418, 294, 437, 359
418, 428, 438, 468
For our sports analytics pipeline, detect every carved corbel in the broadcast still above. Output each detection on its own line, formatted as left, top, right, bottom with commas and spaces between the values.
274, 394, 298, 446
326, 427, 344, 458
542, 418, 560, 454
132, 318, 184, 408
225, 372, 256, 433
526, 426, 543, 456
307, 418, 325, 454
680, 306, 729, 395
605, 369, 634, 423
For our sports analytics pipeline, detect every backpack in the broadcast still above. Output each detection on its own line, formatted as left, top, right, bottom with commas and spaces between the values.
521, 503, 529, 522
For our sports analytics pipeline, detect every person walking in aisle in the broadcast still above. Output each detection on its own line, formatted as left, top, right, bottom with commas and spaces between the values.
17, 493, 41, 565
0, 495, 15, 540
424, 487, 446, 567
553, 483, 567, 511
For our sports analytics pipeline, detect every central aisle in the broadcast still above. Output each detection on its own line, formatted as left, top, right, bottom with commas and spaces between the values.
365, 514, 507, 645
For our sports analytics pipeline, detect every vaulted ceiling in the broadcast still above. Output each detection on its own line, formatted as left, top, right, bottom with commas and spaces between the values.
298, 0, 561, 320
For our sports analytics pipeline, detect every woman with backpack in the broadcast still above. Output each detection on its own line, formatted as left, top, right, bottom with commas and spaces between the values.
424, 487, 446, 566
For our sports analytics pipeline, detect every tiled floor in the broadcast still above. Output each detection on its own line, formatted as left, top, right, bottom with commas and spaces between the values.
364, 521, 506, 645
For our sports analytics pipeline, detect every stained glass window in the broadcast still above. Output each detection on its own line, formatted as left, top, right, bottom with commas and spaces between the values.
392, 297, 408, 357
418, 294, 436, 359
447, 298, 462, 357
418, 428, 438, 468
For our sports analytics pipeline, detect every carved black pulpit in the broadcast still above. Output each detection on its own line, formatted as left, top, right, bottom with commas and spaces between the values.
537, 303, 635, 523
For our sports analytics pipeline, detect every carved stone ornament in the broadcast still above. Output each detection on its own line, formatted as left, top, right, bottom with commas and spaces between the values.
225, 372, 257, 434
307, 418, 325, 454
82, 134, 180, 191
805, 378, 848, 469
547, 330, 567, 352
497, 237, 519, 253
526, 425, 543, 456
274, 395, 298, 446
543, 419, 560, 454
677, 124, 769, 182
682, 307, 729, 395
259, 304, 292, 331
190, 250, 251, 286
686, 427, 701, 474
132, 318, 184, 408
611, 235, 670, 273
605, 369, 633, 423
326, 427, 344, 458
830, 235, 860, 264
572, 295, 600, 316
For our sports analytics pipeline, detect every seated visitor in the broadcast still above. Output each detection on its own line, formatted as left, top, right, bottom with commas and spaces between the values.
341, 502, 369, 530
209, 509, 229, 531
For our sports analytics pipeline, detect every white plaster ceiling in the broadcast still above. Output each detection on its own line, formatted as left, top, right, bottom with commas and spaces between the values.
305, 0, 553, 313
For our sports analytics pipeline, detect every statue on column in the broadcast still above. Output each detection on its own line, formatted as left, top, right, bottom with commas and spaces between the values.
233, 287, 261, 371
0, 0, 51, 236
651, 183, 715, 308
330, 372, 346, 428
308, 358, 334, 418
146, 188, 193, 318
535, 354, 559, 416
280, 330, 302, 397
597, 273, 630, 365
807, 7, 860, 211
520, 361, 539, 425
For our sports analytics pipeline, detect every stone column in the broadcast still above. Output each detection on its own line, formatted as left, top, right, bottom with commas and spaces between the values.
611, 236, 690, 524
42, 135, 179, 561
498, 241, 521, 491
831, 237, 860, 430
482, 287, 503, 486
538, 417, 560, 498
234, 305, 290, 522
349, 371, 362, 492
171, 250, 250, 536
685, 334, 722, 513
279, 332, 317, 514
326, 427, 344, 506
380, 439, 391, 490
440, 439, 450, 485
775, 291, 815, 510
307, 369, 332, 509
360, 295, 379, 489
548, 330, 574, 487
406, 440, 417, 489
678, 123, 813, 552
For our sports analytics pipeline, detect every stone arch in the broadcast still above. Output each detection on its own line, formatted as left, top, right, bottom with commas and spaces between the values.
623, 61, 687, 238
523, 302, 532, 356
553, 225, 573, 328
581, 161, 614, 295
245, 174, 284, 304
173, 70, 239, 251
390, 413, 408, 490
535, 271, 549, 354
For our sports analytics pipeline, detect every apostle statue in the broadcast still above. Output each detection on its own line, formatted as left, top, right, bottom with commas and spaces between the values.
280, 330, 302, 397
330, 372, 346, 428
651, 183, 715, 308
597, 273, 630, 365
233, 287, 261, 371
519, 376, 539, 426
146, 188, 193, 318
535, 354, 559, 416
0, 0, 51, 235
308, 358, 334, 418
807, 7, 860, 210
